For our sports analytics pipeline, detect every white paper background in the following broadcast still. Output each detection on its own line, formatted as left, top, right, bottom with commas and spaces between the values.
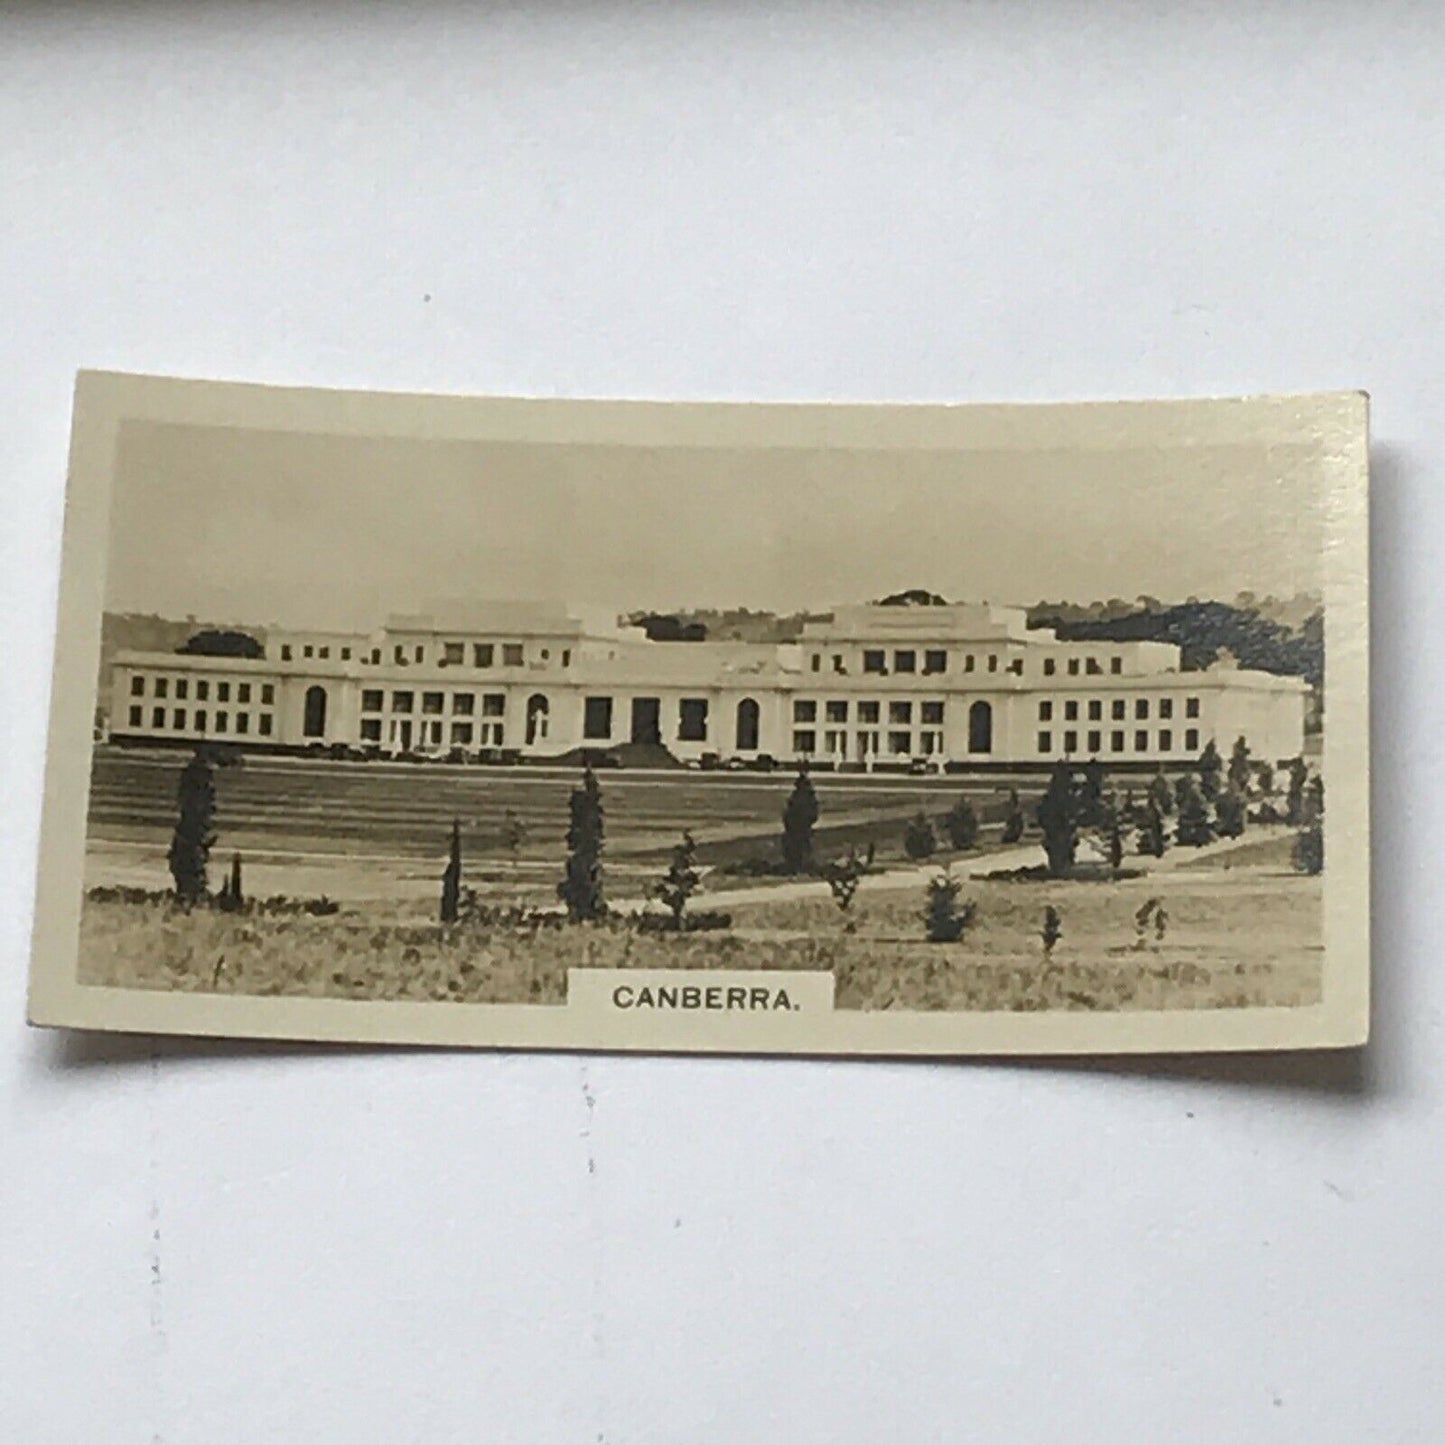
2, 3, 1440, 1441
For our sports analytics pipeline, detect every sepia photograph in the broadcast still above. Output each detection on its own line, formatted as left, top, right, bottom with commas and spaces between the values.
27, 373, 1369, 1053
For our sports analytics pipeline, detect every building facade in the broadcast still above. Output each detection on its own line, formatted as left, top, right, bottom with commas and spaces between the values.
106, 600, 1310, 768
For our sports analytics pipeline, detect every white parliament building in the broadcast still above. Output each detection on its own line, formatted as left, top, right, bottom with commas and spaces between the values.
106, 600, 1309, 769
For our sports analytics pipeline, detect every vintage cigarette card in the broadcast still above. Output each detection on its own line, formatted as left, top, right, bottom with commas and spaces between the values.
26, 373, 1369, 1054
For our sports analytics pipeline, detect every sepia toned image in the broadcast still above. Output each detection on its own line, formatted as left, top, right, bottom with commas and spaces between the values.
27, 374, 1369, 1054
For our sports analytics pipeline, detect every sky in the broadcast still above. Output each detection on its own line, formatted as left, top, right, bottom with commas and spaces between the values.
105, 419, 1326, 631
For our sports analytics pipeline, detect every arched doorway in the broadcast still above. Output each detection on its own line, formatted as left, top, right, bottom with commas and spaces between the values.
303, 685, 327, 739
968, 699, 993, 753
525, 693, 550, 746
736, 697, 760, 751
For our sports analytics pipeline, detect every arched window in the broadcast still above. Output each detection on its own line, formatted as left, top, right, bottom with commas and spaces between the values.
303, 685, 327, 739
736, 697, 760, 751
525, 693, 550, 746
968, 699, 993, 753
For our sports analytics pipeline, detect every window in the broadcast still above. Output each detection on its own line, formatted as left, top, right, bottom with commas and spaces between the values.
1111, 730, 1125, 752
919, 730, 942, 755
503, 644, 524, 666
360, 718, 382, 742
414, 646, 425, 663
1111, 657, 1123, 674
1112, 699, 1126, 721
1086, 658, 1102, 675
1159, 729, 1173, 751
924, 649, 947, 674
1037, 730, 1053, 753
195, 710, 207, 732
304, 644, 315, 658
128, 706, 142, 727
370, 648, 381, 665
1186, 697, 1200, 718
1087, 700, 1102, 721
482, 694, 505, 717
988, 655, 998, 673
810, 654, 821, 673
1134, 698, 1149, 720
1087, 730, 1101, 753
584, 697, 613, 740
1159, 698, 1173, 719
825, 700, 849, 723
422, 691, 444, 715
341, 647, 352, 661
1043, 658, 1056, 676
452, 693, 475, 715
155, 678, 169, 699
832, 654, 845, 674
1185, 728, 1200, 751
1135, 730, 1148, 752
793, 730, 816, 754
218, 682, 230, 703
858, 701, 880, 724
1064, 700, 1079, 721
921, 700, 944, 725
824, 729, 848, 755
451, 722, 474, 745
964, 654, 976, 673
893, 650, 916, 674
173, 708, 186, 729
679, 699, 709, 742
969, 700, 993, 753
1009, 659, 1024, 675
889, 700, 912, 724
215, 712, 228, 733
281, 645, 293, 661
130, 676, 145, 696
151, 707, 165, 728
176, 679, 189, 700
1063, 730, 1078, 753
443, 642, 464, 666
562, 650, 571, 668
238, 683, 251, 704
736, 698, 760, 751
863, 650, 886, 674
236, 713, 250, 735
362, 690, 383, 713
540, 650, 550, 662
1039, 700, 1053, 721
1067, 659, 1080, 676
258, 714, 272, 736
474, 643, 494, 668
394, 646, 406, 665
197, 680, 210, 701
319, 646, 330, 660
888, 731, 912, 754
391, 691, 414, 713
793, 700, 817, 723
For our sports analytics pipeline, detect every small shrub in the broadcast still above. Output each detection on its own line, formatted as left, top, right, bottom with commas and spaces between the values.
924, 867, 976, 943
781, 768, 820, 874
1041, 905, 1063, 957
943, 796, 979, 850
636, 910, 733, 934
1215, 788, 1246, 839
903, 810, 937, 861
1293, 825, 1324, 874
1001, 788, 1025, 844
440, 818, 462, 924
653, 831, 702, 927
822, 848, 865, 913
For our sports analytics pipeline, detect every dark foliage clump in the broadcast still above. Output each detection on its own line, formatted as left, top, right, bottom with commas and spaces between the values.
781, 768, 820, 874
167, 750, 217, 908
559, 767, 607, 921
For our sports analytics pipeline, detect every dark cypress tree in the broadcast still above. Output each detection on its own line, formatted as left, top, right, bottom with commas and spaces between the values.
1035, 761, 1080, 878
440, 818, 462, 924
1105, 799, 1125, 871
1293, 774, 1324, 874
167, 749, 217, 908
1175, 774, 1215, 847
1137, 798, 1167, 858
1285, 756, 1309, 825
654, 830, 701, 928
559, 767, 606, 920
1215, 786, 1246, 839
781, 767, 820, 874
1148, 769, 1174, 817
1197, 739, 1223, 802
1227, 736, 1252, 796
1001, 787, 1025, 844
